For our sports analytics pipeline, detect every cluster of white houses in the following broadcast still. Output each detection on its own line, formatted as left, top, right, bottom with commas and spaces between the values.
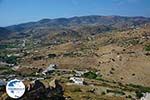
41, 64, 86, 85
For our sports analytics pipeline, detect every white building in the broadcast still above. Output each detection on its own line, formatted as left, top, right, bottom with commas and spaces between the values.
69, 77, 84, 85
7, 54, 12, 57
42, 64, 57, 75
13, 54, 20, 57
141, 93, 150, 100
22, 39, 26, 47
74, 70, 89, 77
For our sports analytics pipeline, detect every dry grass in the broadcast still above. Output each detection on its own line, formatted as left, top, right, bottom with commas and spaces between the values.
20, 25, 150, 87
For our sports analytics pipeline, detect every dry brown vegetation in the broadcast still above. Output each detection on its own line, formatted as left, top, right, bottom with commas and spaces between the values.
18, 24, 150, 87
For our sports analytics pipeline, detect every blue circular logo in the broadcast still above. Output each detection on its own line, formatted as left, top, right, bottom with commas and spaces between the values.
6, 79, 25, 99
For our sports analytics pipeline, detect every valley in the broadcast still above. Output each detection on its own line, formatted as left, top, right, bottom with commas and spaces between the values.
0, 16, 150, 100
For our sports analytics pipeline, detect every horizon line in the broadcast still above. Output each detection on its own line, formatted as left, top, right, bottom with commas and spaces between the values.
2, 14, 150, 27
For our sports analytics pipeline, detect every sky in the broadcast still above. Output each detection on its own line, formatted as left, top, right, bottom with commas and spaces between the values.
0, 0, 150, 26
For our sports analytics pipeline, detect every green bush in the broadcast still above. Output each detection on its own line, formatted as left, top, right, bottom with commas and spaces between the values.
144, 44, 150, 51
126, 95, 132, 98
1, 69, 16, 75
127, 83, 150, 99
106, 89, 125, 95
128, 84, 150, 93
0, 44, 16, 49
83, 71, 97, 79
4, 56, 17, 64
135, 91, 144, 99
95, 76, 102, 80
0, 86, 5, 91
0, 55, 18, 64
101, 91, 106, 95
0, 45, 7, 49
48, 53, 57, 58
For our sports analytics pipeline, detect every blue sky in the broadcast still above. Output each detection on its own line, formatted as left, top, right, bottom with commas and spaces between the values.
0, 0, 150, 26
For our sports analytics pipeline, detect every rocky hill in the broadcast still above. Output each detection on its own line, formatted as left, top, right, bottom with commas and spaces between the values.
0, 15, 149, 41
18, 24, 150, 86
0, 16, 150, 100
6, 15, 150, 32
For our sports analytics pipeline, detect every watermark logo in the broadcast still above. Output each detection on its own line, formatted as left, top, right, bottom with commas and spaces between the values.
6, 79, 25, 99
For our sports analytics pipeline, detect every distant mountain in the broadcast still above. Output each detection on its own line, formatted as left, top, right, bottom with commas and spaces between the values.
0, 27, 11, 39
6, 15, 150, 32
1, 15, 150, 40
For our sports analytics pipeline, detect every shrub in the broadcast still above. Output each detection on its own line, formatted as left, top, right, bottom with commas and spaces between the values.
135, 91, 143, 99
0, 86, 5, 92
126, 95, 132, 98
101, 91, 106, 95
48, 54, 57, 58
95, 76, 102, 80
4, 56, 17, 64
32, 56, 44, 60
83, 71, 97, 79
0, 45, 7, 49
0, 44, 16, 49
1, 69, 16, 75
144, 44, 150, 51
106, 89, 125, 95
128, 84, 150, 93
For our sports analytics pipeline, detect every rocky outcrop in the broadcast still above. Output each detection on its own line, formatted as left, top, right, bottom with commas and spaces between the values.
22, 79, 64, 100
46, 79, 64, 100
3, 79, 65, 100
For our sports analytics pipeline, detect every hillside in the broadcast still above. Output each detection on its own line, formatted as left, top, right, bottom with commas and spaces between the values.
0, 15, 149, 41
17, 23, 150, 87
0, 27, 11, 39
6, 15, 150, 33
0, 16, 150, 100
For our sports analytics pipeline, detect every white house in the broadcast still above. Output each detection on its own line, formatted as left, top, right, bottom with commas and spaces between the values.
22, 39, 26, 47
74, 70, 89, 77
141, 93, 150, 100
69, 77, 84, 85
13, 53, 20, 57
7, 54, 12, 57
42, 64, 57, 75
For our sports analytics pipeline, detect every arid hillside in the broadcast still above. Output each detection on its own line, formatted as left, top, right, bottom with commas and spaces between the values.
18, 24, 150, 87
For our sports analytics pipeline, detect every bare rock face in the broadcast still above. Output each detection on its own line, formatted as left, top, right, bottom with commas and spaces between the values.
49, 78, 57, 88
47, 79, 64, 99
23, 79, 64, 100
4, 80, 46, 100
